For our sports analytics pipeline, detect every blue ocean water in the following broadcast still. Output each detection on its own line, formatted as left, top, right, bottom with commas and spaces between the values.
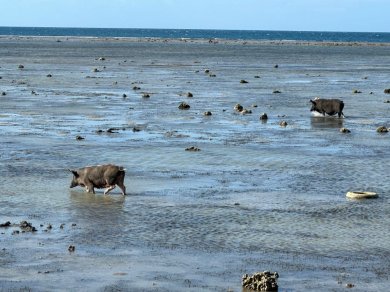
0, 26, 389, 43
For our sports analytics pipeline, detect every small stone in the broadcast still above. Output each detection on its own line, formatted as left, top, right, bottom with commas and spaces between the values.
204, 69, 210, 73
122, 93, 127, 98
384, 100, 390, 103
384, 88, 390, 94
46, 74, 52, 77
273, 90, 281, 94
75, 135, 85, 140
18, 65, 24, 69
1, 91, 6, 96
353, 89, 362, 94
274, 64, 279, 68
187, 92, 193, 97
346, 283, 355, 288
279, 121, 288, 127
132, 86, 141, 90
240, 79, 248, 84
92, 68, 100, 72
98, 57, 106, 61
209, 74, 216, 77
204, 111, 212, 116
254, 75, 261, 78
340, 127, 351, 133
60, 224, 65, 229
68, 245, 75, 252
142, 93, 150, 98
241, 109, 252, 114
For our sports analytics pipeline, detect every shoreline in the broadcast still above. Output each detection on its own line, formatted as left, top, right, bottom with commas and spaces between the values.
1, 34, 390, 47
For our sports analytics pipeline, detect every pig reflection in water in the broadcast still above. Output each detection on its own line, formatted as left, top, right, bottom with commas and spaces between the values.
69, 164, 126, 195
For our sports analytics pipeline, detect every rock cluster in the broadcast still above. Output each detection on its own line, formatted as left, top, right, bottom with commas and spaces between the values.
242, 271, 279, 291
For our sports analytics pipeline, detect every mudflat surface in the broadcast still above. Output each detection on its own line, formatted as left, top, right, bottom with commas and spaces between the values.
0, 36, 389, 291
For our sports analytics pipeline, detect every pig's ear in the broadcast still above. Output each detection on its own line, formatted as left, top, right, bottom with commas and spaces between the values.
310, 99, 316, 105
69, 169, 79, 177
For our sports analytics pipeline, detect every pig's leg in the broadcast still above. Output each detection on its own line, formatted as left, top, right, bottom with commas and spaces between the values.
85, 182, 95, 194
117, 182, 126, 196
85, 185, 95, 194
104, 185, 116, 195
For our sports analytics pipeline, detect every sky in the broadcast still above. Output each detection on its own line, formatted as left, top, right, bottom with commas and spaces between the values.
1, 0, 389, 33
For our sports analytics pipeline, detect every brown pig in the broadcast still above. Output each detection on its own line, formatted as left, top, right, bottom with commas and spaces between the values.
69, 164, 126, 195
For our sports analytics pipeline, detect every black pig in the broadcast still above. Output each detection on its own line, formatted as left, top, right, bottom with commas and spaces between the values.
310, 98, 345, 118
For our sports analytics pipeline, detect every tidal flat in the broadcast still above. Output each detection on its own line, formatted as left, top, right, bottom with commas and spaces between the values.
0, 36, 389, 291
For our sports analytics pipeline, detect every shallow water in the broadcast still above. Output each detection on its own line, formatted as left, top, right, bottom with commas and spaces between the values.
0, 37, 389, 291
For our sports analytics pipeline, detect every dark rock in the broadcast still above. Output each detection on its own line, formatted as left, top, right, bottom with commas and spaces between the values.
376, 126, 388, 133
46, 74, 52, 77
178, 102, 190, 110
234, 104, 243, 112
187, 92, 193, 97
107, 128, 120, 133
384, 88, 390, 94
122, 93, 127, 98
0, 221, 11, 227
185, 146, 200, 151
142, 93, 150, 98
75, 135, 85, 140
240, 79, 249, 84
274, 64, 279, 68
18, 65, 24, 69
68, 245, 75, 252
204, 111, 212, 116
353, 89, 362, 94
1, 91, 6, 96
273, 90, 281, 94
254, 75, 261, 78
132, 86, 141, 90
260, 113, 268, 120
209, 74, 216, 77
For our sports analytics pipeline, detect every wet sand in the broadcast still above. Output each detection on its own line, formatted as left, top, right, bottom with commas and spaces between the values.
0, 36, 389, 291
